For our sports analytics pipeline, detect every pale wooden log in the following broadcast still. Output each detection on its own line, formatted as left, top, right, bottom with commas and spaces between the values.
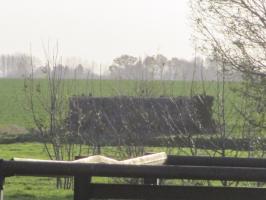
121, 152, 167, 165
73, 155, 119, 164
13, 152, 167, 165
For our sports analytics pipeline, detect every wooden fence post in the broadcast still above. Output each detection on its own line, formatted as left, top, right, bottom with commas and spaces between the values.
0, 176, 4, 200
143, 176, 158, 200
74, 156, 91, 200
74, 175, 91, 200
143, 152, 160, 200
143, 152, 161, 186
144, 177, 158, 185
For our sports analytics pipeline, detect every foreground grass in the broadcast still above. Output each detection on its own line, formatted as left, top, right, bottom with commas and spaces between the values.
5, 177, 72, 200
0, 142, 261, 200
0, 143, 70, 200
0, 143, 121, 200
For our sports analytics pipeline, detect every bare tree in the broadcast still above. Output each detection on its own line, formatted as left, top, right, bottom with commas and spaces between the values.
191, 0, 266, 137
23, 48, 85, 189
0, 54, 39, 78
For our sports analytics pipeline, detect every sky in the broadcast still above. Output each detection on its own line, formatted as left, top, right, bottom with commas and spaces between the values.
0, 0, 193, 69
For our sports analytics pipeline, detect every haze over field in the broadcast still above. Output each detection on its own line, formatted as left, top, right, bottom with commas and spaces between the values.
0, 0, 192, 68
0, 1, 265, 198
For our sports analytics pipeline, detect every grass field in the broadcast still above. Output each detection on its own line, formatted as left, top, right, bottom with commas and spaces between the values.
1, 143, 118, 200
1, 143, 160, 200
0, 142, 260, 200
0, 79, 246, 199
0, 143, 71, 200
0, 78, 241, 133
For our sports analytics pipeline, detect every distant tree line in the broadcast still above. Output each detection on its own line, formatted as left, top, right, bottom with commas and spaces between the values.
0, 53, 242, 81
0, 53, 98, 79
0, 54, 37, 78
108, 54, 242, 81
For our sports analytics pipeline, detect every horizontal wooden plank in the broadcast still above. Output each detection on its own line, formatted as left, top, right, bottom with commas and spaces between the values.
3, 160, 266, 181
120, 152, 167, 165
14, 154, 266, 167
14, 152, 167, 165
73, 155, 119, 164
88, 184, 266, 200
167, 155, 266, 168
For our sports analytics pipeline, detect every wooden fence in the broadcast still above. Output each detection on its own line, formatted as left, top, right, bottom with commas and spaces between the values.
1, 153, 266, 200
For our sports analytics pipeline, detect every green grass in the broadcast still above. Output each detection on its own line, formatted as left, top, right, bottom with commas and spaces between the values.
1, 143, 113, 200
0, 78, 241, 130
1, 142, 261, 200
0, 143, 70, 200
0, 79, 263, 199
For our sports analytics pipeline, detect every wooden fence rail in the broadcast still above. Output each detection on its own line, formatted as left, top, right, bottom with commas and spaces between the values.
1, 153, 266, 199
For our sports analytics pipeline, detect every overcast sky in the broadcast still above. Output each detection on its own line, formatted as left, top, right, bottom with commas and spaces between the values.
0, 0, 193, 68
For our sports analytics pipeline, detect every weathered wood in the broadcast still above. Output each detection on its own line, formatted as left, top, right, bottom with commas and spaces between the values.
73, 155, 119, 164
13, 152, 167, 165
13, 157, 119, 164
0, 190, 3, 200
167, 155, 266, 167
0, 175, 4, 200
143, 152, 161, 190
5, 155, 266, 200
74, 176, 91, 200
144, 177, 158, 186
3, 159, 266, 181
74, 152, 167, 165
121, 152, 167, 165
86, 184, 266, 200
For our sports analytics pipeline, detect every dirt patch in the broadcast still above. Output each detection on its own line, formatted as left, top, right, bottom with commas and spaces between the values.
0, 124, 28, 135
